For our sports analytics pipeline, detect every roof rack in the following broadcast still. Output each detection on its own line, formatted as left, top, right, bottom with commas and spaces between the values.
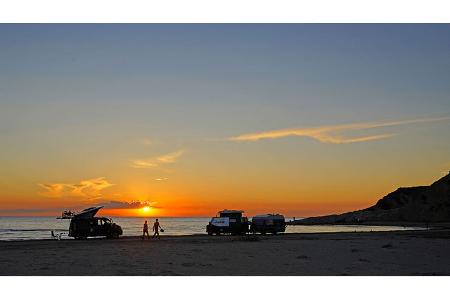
219, 209, 244, 214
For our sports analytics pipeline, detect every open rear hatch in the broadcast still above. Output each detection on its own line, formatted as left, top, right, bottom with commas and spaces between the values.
74, 206, 103, 219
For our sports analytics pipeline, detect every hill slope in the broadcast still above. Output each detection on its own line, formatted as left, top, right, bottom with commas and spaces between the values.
295, 172, 450, 225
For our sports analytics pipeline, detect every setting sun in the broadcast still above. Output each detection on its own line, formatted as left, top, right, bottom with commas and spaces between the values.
142, 206, 151, 213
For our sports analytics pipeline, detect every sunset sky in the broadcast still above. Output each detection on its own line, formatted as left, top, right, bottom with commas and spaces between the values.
1, 24, 450, 217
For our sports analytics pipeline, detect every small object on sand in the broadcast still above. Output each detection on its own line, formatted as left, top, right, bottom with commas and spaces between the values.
51, 230, 63, 240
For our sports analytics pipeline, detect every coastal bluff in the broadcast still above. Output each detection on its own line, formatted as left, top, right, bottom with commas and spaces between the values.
294, 172, 450, 225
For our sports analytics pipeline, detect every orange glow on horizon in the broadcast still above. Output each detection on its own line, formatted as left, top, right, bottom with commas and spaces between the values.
1, 171, 445, 218
96, 205, 170, 218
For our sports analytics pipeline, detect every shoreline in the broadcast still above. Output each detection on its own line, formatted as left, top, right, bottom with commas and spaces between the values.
288, 220, 450, 227
0, 226, 431, 243
1, 228, 450, 275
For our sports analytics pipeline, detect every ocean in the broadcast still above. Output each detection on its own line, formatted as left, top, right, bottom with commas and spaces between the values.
0, 216, 424, 240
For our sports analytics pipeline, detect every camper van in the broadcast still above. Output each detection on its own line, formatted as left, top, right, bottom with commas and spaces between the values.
250, 214, 286, 234
206, 210, 250, 235
68, 206, 123, 239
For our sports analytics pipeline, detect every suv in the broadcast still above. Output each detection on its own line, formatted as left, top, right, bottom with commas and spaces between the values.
206, 209, 249, 235
68, 206, 123, 239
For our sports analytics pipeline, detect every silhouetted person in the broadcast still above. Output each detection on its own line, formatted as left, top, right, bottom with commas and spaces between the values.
152, 218, 162, 239
142, 220, 150, 240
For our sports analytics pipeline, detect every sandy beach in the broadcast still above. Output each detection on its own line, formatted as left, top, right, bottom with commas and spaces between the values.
1, 229, 450, 275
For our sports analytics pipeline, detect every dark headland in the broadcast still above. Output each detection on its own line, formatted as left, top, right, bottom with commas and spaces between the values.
293, 172, 450, 226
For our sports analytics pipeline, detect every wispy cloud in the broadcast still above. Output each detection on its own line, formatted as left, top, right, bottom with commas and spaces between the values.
157, 150, 184, 163
38, 177, 114, 199
130, 160, 158, 169
94, 200, 160, 209
229, 117, 449, 144
130, 150, 185, 169
155, 177, 168, 181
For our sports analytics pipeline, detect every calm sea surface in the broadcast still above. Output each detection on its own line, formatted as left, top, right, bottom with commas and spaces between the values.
0, 217, 424, 241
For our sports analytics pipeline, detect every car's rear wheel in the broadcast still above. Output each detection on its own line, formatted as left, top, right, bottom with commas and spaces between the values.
107, 233, 120, 239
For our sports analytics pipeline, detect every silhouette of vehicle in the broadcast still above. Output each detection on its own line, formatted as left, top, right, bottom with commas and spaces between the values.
250, 214, 286, 235
206, 209, 249, 235
68, 206, 123, 239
